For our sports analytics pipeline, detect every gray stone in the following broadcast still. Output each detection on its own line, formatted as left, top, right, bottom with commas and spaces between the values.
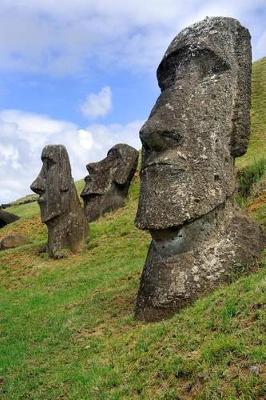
81, 144, 138, 222
134, 17, 266, 321
31, 145, 88, 258
0, 234, 28, 250
249, 365, 260, 376
0, 209, 19, 228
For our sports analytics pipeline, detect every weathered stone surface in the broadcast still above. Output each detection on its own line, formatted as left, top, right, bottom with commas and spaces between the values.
0, 209, 19, 228
135, 17, 266, 321
31, 145, 88, 258
0, 234, 28, 250
81, 144, 138, 222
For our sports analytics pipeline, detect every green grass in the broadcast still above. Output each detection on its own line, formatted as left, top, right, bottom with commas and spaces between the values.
8, 201, 40, 219
0, 175, 265, 399
75, 179, 85, 195
0, 58, 266, 399
237, 57, 266, 168
236, 158, 266, 207
238, 158, 266, 197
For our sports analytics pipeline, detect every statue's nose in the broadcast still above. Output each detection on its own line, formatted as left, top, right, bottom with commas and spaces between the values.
80, 176, 90, 197
140, 120, 182, 153
87, 157, 109, 174
140, 122, 162, 152
87, 162, 99, 174
30, 175, 45, 195
139, 93, 182, 152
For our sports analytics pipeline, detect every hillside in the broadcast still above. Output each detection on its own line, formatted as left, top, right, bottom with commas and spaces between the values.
0, 58, 266, 400
238, 57, 266, 168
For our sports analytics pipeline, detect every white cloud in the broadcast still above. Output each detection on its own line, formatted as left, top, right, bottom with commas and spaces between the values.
1, 1, 265, 201
80, 86, 112, 118
0, 0, 264, 76
0, 143, 20, 169
0, 109, 142, 203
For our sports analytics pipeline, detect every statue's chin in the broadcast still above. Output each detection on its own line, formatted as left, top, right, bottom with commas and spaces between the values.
40, 209, 61, 224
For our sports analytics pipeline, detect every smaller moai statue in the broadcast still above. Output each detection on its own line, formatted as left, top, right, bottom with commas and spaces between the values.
31, 145, 88, 258
81, 144, 139, 222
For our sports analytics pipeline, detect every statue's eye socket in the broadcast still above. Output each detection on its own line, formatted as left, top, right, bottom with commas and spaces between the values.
42, 158, 56, 169
210, 60, 230, 74
157, 47, 230, 90
107, 150, 114, 157
157, 55, 181, 89
107, 149, 121, 165
107, 149, 118, 158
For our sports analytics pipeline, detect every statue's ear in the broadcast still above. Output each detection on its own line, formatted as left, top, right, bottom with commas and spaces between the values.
230, 25, 251, 157
114, 151, 138, 185
114, 162, 133, 185
60, 173, 70, 191
59, 147, 72, 191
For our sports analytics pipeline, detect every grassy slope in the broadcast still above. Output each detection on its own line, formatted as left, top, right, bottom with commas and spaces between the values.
237, 57, 266, 226
0, 59, 266, 400
237, 57, 266, 168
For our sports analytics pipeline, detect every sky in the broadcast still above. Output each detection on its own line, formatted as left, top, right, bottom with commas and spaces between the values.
1, 0, 266, 203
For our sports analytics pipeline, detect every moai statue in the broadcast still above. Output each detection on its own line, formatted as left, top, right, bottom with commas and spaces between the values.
81, 144, 138, 222
31, 145, 88, 258
135, 17, 266, 321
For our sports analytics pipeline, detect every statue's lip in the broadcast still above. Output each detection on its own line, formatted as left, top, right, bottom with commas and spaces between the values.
80, 190, 89, 198
84, 175, 97, 184
38, 195, 46, 204
81, 180, 94, 197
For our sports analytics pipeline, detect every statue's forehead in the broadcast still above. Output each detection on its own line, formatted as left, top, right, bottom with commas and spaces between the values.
108, 144, 135, 161
161, 17, 243, 66
163, 33, 226, 64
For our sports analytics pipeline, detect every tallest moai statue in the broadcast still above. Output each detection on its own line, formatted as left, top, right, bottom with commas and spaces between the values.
135, 17, 265, 321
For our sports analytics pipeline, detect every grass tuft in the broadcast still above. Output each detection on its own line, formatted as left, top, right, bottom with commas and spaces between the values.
236, 157, 266, 206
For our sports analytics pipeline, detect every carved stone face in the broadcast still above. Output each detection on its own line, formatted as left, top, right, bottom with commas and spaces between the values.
81, 144, 138, 220
82, 144, 138, 196
31, 145, 72, 223
82, 146, 121, 197
135, 17, 251, 231
81, 144, 138, 198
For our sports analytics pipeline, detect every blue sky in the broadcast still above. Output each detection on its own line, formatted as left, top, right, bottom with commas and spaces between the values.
1, 0, 266, 202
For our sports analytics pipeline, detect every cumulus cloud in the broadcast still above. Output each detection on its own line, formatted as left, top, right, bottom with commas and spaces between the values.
0, 109, 142, 203
1, 1, 265, 201
80, 86, 112, 118
0, 143, 20, 171
0, 0, 265, 76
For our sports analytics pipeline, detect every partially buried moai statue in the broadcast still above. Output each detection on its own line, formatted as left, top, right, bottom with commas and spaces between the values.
31, 145, 88, 258
81, 144, 138, 222
135, 17, 266, 321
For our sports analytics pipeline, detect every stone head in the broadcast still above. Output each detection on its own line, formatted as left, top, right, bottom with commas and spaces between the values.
135, 17, 251, 231
81, 143, 138, 199
31, 145, 73, 222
